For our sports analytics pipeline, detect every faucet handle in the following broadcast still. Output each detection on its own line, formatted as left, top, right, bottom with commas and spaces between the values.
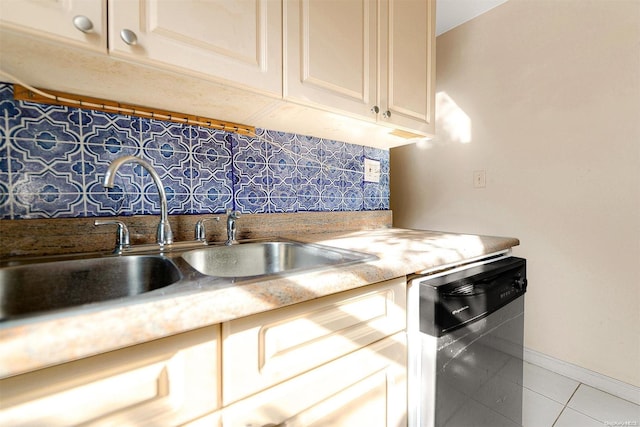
95, 219, 131, 253
194, 216, 220, 242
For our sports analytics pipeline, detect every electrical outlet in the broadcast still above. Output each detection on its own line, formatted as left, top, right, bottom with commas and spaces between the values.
364, 158, 381, 183
473, 170, 486, 188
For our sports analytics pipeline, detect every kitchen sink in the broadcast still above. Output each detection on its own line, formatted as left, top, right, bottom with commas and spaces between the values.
181, 240, 374, 278
0, 255, 182, 321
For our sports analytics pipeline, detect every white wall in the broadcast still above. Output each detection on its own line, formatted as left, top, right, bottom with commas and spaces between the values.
391, 0, 640, 387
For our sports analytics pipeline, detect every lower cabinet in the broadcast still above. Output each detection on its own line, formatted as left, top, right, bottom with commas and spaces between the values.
221, 277, 407, 405
0, 325, 221, 427
1, 278, 407, 427
222, 332, 406, 427
220, 277, 407, 427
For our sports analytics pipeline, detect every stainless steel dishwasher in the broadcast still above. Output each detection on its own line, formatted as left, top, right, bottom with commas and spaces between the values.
407, 252, 527, 427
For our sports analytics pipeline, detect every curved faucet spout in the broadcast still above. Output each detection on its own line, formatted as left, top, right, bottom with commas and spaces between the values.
103, 155, 173, 245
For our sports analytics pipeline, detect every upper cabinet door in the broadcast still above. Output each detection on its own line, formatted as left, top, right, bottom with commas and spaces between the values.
378, 0, 436, 135
0, 0, 107, 52
284, 0, 377, 121
108, 0, 282, 96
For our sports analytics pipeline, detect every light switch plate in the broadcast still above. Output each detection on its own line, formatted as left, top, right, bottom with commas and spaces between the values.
473, 170, 486, 188
364, 158, 381, 183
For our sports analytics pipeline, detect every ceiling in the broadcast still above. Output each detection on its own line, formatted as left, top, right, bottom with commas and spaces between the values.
436, 0, 509, 35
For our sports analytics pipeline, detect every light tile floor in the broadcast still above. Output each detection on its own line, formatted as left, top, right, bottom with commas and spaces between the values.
523, 362, 640, 427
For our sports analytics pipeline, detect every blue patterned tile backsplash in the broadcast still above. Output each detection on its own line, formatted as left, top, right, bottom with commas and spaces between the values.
0, 83, 389, 219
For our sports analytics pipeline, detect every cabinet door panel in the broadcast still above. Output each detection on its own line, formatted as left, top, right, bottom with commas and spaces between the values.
0, 325, 220, 426
285, 0, 377, 119
223, 332, 407, 427
379, 0, 436, 134
0, 0, 106, 51
109, 0, 282, 95
222, 278, 406, 405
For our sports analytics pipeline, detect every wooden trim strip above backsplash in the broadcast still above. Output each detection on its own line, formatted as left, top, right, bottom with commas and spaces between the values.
13, 84, 256, 136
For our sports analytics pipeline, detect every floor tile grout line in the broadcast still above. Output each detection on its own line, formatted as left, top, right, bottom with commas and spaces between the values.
551, 404, 567, 427
524, 384, 570, 407
565, 382, 581, 404
550, 383, 582, 426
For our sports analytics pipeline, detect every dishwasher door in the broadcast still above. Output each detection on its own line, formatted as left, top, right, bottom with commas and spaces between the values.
407, 256, 526, 427
424, 298, 524, 426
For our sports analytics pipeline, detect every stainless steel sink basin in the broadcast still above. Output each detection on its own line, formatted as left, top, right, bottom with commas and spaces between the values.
181, 240, 374, 278
0, 255, 181, 320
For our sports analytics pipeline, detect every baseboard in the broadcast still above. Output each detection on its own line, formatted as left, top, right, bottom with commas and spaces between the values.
524, 347, 640, 406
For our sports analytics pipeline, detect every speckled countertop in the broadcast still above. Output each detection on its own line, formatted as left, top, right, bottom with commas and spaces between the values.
0, 228, 519, 378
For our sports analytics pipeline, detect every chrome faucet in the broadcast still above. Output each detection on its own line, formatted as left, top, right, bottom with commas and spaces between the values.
225, 209, 241, 245
103, 156, 173, 245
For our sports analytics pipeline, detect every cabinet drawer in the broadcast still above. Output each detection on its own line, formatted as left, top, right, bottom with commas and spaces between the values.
0, 325, 220, 426
0, 0, 107, 52
222, 332, 407, 427
222, 277, 406, 405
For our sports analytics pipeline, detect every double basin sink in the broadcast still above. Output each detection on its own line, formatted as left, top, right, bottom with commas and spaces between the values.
0, 240, 375, 321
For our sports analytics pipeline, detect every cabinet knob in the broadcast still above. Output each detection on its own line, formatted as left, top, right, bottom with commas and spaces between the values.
382, 110, 391, 119
370, 105, 380, 114
72, 15, 94, 33
120, 29, 138, 45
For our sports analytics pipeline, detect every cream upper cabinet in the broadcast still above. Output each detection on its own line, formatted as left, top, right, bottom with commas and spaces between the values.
0, 0, 107, 52
379, 0, 436, 135
284, 0, 435, 136
108, 0, 282, 96
284, 0, 378, 120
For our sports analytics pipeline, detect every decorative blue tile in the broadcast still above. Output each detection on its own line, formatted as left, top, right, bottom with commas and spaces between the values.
234, 133, 268, 166
141, 118, 190, 153
295, 133, 322, 158
0, 80, 388, 218
192, 190, 233, 214
269, 197, 297, 213
235, 187, 269, 213
12, 170, 83, 218
321, 138, 345, 165
0, 83, 13, 101
261, 129, 297, 162
268, 156, 296, 202
143, 184, 190, 216
0, 120, 6, 151
343, 144, 364, 186
10, 114, 81, 145
82, 110, 140, 150
0, 142, 8, 175
8, 102, 81, 140
320, 193, 342, 211
193, 165, 232, 190
0, 179, 10, 219
85, 187, 141, 217
0, 96, 21, 139
87, 163, 142, 203
11, 137, 81, 163
343, 187, 364, 211
297, 184, 321, 212
193, 127, 232, 153
297, 158, 321, 181
143, 147, 190, 195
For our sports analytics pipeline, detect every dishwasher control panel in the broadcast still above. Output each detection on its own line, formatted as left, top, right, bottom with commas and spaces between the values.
417, 257, 527, 336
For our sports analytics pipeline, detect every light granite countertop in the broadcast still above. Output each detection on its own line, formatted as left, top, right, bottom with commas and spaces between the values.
0, 228, 519, 378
